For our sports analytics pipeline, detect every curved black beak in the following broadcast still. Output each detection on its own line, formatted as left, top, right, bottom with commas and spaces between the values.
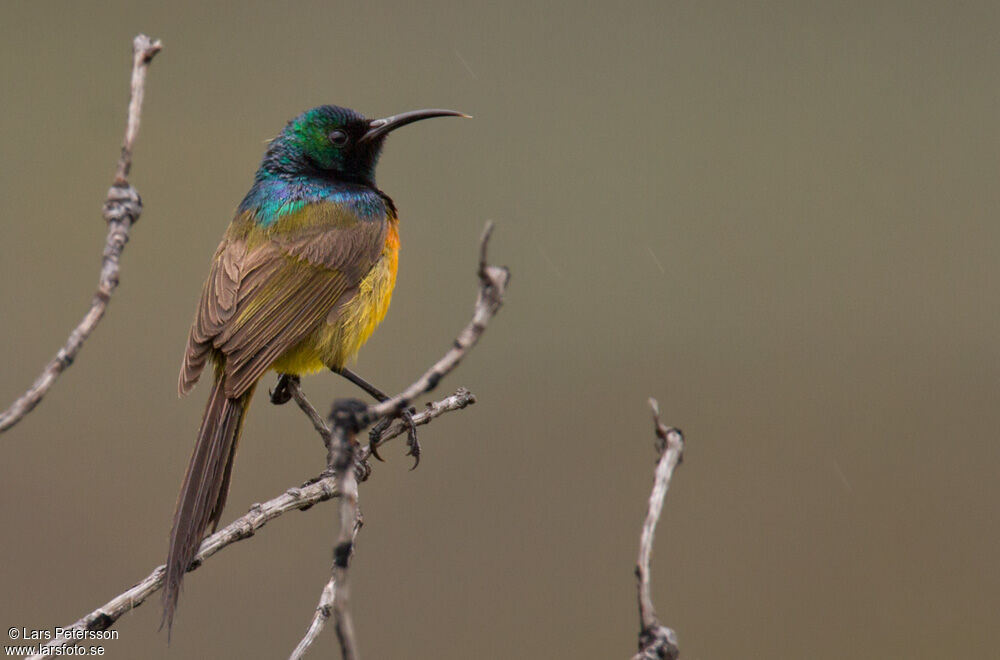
360, 108, 471, 143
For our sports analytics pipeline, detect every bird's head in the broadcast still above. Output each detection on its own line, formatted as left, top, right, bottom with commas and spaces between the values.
260, 104, 468, 187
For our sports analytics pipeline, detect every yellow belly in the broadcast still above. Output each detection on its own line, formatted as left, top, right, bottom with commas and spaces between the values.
269, 227, 399, 375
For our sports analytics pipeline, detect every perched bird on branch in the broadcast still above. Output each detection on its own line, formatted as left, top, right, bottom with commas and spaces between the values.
164, 105, 468, 634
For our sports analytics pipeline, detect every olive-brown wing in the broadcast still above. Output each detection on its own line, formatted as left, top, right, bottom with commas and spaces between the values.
178, 214, 387, 398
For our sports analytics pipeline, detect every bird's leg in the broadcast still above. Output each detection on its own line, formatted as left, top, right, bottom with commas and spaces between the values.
331, 366, 420, 468
334, 366, 391, 401
270, 373, 300, 405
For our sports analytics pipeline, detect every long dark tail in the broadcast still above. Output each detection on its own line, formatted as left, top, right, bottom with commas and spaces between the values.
162, 375, 255, 636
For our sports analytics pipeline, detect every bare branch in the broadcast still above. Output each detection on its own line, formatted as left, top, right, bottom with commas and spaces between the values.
28, 227, 506, 657
290, 402, 365, 660
286, 377, 334, 449
290, 577, 337, 659
286, 379, 475, 469
27, 476, 338, 659
289, 499, 361, 660
24, 389, 468, 659
330, 481, 361, 660
285, 225, 507, 657
0, 34, 162, 434
365, 387, 476, 460
633, 398, 683, 660
361, 222, 508, 426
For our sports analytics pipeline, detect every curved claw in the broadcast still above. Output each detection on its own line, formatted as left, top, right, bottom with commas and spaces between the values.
364, 408, 421, 467
368, 437, 386, 462
404, 410, 421, 470
367, 420, 387, 461
270, 387, 291, 405
270, 374, 298, 405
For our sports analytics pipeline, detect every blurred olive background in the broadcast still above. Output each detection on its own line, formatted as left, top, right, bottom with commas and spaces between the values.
2, 1, 999, 658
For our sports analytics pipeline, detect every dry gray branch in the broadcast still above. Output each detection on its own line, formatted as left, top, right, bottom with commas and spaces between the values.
25, 389, 474, 658
283, 386, 477, 660
29, 226, 508, 658
284, 377, 475, 454
361, 221, 509, 426
27, 474, 341, 659
633, 398, 684, 660
329, 474, 361, 660
0, 34, 162, 434
287, 377, 335, 448
289, 499, 362, 660
367, 387, 476, 459
290, 403, 365, 660
24, 389, 464, 660
286, 225, 506, 658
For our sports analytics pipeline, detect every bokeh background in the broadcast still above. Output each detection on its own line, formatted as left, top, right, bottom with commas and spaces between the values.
2, 2, 999, 658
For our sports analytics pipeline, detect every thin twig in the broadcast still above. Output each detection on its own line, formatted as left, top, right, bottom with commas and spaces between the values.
360, 222, 509, 427
284, 388, 478, 660
287, 379, 475, 473
287, 378, 334, 448
289, 497, 361, 660
0, 34, 162, 434
365, 387, 476, 460
27, 477, 339, 659
29, 224, 508, 656
287, 226, 507, 657
290, 402, 365, 660
633, 398, 683, 660
330, 473, 361, 660
24, 390, 466, 660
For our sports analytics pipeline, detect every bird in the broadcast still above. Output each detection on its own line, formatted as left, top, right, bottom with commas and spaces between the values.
163, 104, 468, 634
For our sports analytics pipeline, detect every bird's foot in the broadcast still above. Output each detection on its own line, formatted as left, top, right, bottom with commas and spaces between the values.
368, 407, 420, 469
269, 374, 299, 405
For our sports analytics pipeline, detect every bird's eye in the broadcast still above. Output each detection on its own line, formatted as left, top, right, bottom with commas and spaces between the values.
329, 129, 349, 146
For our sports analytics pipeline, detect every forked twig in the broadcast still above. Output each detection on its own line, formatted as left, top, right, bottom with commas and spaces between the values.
0, 34, 162, 434
633, 398, 684, 660
24, 388, 467, 660
361, 222, 509, 426
287, 225, 508, 658
289, 402, 365, 660
28, 226, 508, 659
